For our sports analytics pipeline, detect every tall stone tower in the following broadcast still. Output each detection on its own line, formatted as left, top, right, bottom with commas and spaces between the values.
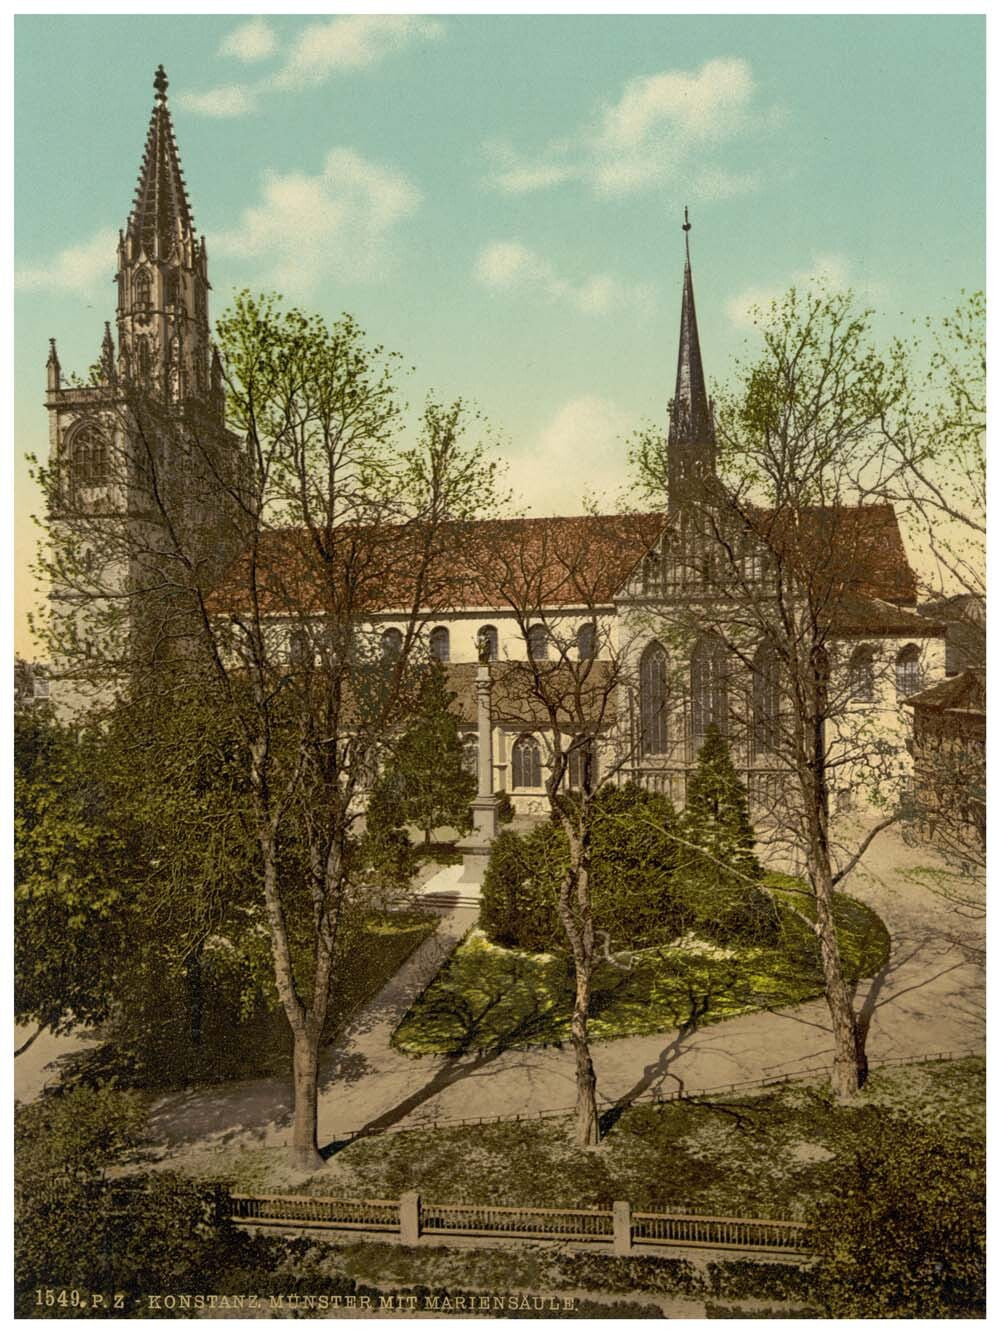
667, 210, 717, 512
44, 67, 236, 711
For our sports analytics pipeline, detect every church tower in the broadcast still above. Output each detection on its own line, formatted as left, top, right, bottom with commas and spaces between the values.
44, 67, 235, 711
114, 64, 220, 411
667, 210, 716, 511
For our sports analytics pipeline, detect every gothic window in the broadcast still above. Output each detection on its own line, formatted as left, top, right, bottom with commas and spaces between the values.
849, 644, 876, 702
429, 626, 450, 663
691, 634, 728, 746
512, 733, 542, 789
164, 270, 179, 308
567, 735, 595, 790
639, 640, 669, 756
753, 641, 781, 754
381, 628, 403, 661
66, 423, 108, 501
478, 625, 498, 661
136, 336, 151, 383
526, 624, 548, 660
895, 644, 921, 699
462, 733, 479, 777
134, 268, 152, 319
289, 626, 312, 669
576, 622, 597, 660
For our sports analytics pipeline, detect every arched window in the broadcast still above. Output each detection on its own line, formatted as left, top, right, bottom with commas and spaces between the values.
429, 626, 450, 663
526, 624, 548, 660
134, 268, 152, 317
136, 335, 151, 383
512, 733, 542, 789
576, 622, 597, 660
477, 625, 498, 661
895, 644, 921, 699
462, 732, 479, 778
381, 628, 403, 661
66, 423, 108, 501
164, 270, 180, 308
691, 634, 728, 746
849, 644, 876, 702
753, 641, 781, 754
289, 626, 312, 669
567, 735, 595, 790
639, 640, 669, 756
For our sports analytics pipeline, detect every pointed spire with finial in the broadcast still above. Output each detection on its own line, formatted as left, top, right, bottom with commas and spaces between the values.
100, 322, 116, 384
667, 207, 716, 508
46, 338, 61, 392
127, 65, 194, 259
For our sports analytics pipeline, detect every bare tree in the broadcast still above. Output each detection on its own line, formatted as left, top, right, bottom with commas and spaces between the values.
633, 286, 918, 1101
465, 512, 658, 1144
33, 293, 498, 1169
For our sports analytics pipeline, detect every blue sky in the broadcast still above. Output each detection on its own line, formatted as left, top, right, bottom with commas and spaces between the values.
13, 13, 985, 652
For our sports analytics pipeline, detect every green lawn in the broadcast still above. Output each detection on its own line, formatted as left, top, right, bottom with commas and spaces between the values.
392, 884, 890, 1055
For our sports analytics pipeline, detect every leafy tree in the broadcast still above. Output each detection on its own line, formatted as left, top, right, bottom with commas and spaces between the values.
14, 1086, 279, 1316
33, 292, 498, 1169
374, 661, 475, 846
633, 284, 913, 1100
14, 708, 127, 1052
811, 1112, 985, 1318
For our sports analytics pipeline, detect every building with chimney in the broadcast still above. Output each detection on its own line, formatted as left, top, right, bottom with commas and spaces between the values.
42, 68, 945, 815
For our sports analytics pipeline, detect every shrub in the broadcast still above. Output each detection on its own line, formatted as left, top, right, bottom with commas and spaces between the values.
481, 784, 684, 952
810, 1111, 985, 1318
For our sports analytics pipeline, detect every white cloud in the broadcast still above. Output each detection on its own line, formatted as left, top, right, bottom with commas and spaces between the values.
512, 396, 635, 514
15, 227, 117, 296
177, 84, 258, 118
474, 241, 652, 316
219, 18, 277, 63
271, 15, 443, 91
726, 253, 863, 328
488, 56, 776, 199
215, 148, 421, 295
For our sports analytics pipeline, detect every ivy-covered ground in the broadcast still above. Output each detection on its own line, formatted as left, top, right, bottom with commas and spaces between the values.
174, 1056, 982, 1220
391, 881, 889, 1055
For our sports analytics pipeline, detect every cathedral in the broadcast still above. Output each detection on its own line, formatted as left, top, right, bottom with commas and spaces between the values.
44, 69, 946, 814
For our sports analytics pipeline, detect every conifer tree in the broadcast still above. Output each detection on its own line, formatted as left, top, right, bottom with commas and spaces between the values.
681, 724, 761, 897
378, 661, 475, 846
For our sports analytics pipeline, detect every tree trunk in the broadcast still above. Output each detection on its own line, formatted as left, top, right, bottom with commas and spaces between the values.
424, 826, 431, 847
813, 874, 866, 1100
185, 943, 203, 1047
570, 971, 601, 1146
291, 1028, 325, 1173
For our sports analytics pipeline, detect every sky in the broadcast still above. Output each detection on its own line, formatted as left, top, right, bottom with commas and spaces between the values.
12, 12, 986, 655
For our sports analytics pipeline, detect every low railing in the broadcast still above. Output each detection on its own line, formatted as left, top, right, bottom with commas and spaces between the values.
223, 1189, 811, 1257
421, 1202, 613, 1243
228, 1192, 399, 1232
632, 1210, 810, 1253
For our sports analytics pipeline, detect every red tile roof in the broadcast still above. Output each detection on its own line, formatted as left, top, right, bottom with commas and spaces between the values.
210, 503, 918, 617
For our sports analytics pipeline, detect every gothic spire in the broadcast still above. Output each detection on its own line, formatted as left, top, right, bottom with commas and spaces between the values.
126, 65, 194, 259
668, 207, 714, 450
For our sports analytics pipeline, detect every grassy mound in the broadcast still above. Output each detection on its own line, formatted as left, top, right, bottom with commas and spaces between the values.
392, 882, 889, 1055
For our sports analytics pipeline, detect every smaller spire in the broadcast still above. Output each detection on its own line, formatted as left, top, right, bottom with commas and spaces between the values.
101, 322, 116, 384
682, 205, 691, 264
46, 338, 61, 391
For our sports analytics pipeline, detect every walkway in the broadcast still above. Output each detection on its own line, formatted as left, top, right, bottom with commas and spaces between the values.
134, 824, 984, 1161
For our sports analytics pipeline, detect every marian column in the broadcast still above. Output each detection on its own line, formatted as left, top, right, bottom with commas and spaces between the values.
457, 635, 501, 884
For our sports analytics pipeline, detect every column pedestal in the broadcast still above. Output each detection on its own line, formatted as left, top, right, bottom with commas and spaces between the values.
457, 795, 501, 885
